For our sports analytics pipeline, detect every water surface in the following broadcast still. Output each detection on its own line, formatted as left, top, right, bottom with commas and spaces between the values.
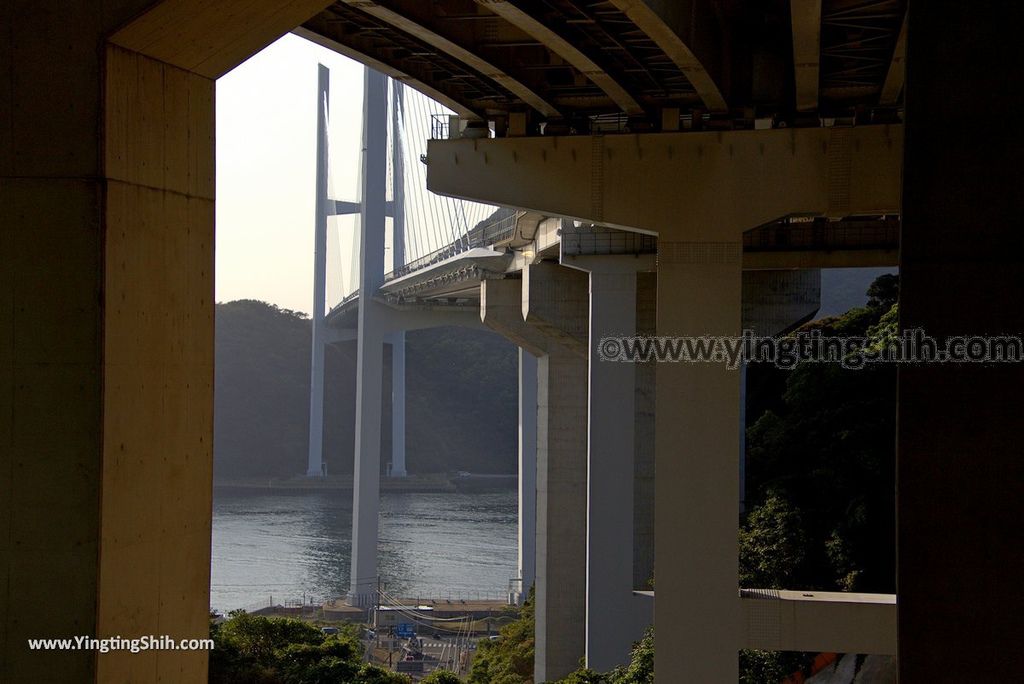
210, 489, 517, 611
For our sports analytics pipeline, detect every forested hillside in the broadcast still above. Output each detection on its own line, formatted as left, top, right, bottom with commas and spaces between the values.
214, 300, 517, 478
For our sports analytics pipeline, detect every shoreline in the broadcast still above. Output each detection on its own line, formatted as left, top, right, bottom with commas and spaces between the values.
214, 472, 517, 494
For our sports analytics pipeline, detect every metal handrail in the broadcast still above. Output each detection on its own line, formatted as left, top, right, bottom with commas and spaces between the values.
385, 209, 519, 281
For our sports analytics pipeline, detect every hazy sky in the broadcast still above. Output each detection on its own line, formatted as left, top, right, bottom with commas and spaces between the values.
216, 33, 365, 315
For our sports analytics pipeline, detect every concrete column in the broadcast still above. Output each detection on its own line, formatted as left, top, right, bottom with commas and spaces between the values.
307, 64, 329, 477
348, 67, 389, 607
655, 241, 743, 683
480, 273, 589, 681
633, 272, 656, 591
523, 263, 590, 682
584, 268, 651, 671
739, 361, 748, 513
517, 348, 538, 603
534, 345, 588, 682
4, 1, 363, 681
3, 3, 222, 678
389, 332, 407, 478
898, 3, 1024, 680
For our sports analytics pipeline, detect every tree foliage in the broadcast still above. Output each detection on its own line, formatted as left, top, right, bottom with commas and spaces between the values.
467, 589, 536, 684
739, 491, 807, 588
745, 281, 898, 594
209, 611, 408, 684
551, 626, 654, 684
737, 275, 899, 682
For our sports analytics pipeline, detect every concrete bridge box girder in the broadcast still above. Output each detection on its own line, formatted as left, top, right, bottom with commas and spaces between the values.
427, 126, 903, 238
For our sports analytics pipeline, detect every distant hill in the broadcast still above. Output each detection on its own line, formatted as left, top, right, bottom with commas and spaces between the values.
214, 300, 517, 479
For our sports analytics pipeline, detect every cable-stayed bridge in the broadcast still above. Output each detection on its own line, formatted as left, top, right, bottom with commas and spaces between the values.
309, 61, 902, 673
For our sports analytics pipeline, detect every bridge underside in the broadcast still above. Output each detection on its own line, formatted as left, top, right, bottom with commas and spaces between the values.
299, 0, 907, 130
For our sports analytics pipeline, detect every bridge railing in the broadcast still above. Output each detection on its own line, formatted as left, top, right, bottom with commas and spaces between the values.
743, 216, 899, 251
430, 114, 450, 140
385, 209, 522, 281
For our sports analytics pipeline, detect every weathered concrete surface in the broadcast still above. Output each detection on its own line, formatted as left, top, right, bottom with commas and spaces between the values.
3, 1, 332, 681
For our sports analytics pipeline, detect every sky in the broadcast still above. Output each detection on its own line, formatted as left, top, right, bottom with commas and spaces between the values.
215, 33, 365, 315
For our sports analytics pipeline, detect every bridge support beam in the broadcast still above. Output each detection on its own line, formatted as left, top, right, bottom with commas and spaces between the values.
481, 272, 590, 682
533, 346, 588, 682
562, 255, 655, 671
633, 273, 656, 591
656, 242, 743, 682
427, 126, 903, 235
523, 263, 590, 682
516, 348, 538, 604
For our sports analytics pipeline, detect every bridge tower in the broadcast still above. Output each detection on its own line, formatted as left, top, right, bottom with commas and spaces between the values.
305, 67, 407, 480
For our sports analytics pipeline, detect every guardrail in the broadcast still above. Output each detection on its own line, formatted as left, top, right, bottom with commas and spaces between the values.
743, 217, 899, 251
385, 209, 521, 281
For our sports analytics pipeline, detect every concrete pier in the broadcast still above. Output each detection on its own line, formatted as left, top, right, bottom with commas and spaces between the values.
656, 244, 743, 683
481, 271, 590, 681
517, 348, 538, 603
534, 345, 589, 681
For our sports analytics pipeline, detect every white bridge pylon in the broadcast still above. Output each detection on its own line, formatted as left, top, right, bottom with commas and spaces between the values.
306, 63, 405, 481
305, 64, 496, 607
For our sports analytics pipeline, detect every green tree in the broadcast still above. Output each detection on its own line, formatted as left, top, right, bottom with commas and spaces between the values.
739, 491, 807, 588
209, 611, 409, 684
738, 650, 813, 684
467, 589, 535, 684
552, 626, 653, 684
611, 626, 654, 684
745, 281, 897, 593
737, 275, 899, 683
866, 273, 898, 309
422, 670, 464, 684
